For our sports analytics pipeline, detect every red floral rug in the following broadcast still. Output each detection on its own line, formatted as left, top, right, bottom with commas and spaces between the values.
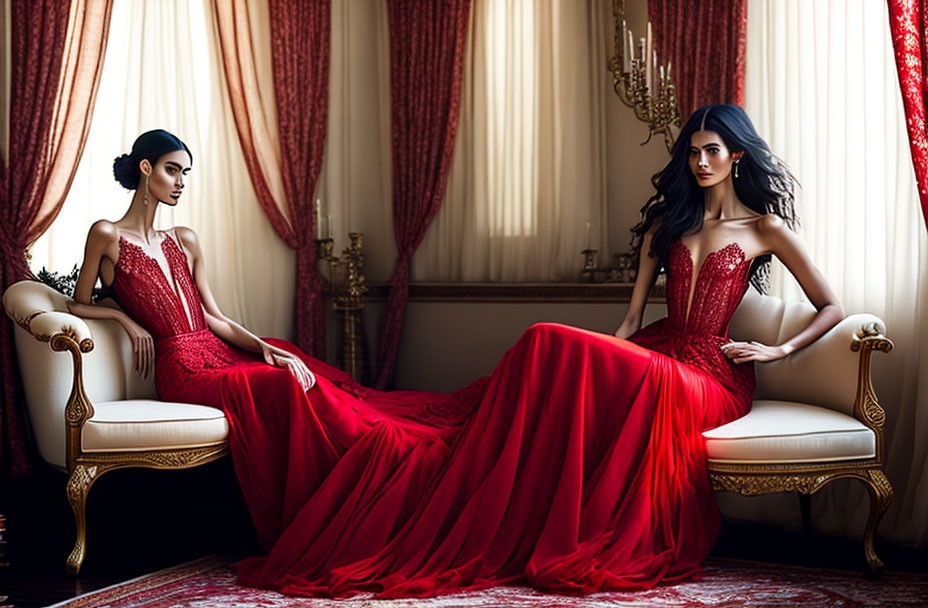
50, 556, 928, 608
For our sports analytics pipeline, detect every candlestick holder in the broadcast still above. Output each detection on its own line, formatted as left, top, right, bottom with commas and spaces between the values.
315, 233, 368, 381
579, 248, 641, 283
607, 0, 681, 152
580, 249, 599, 282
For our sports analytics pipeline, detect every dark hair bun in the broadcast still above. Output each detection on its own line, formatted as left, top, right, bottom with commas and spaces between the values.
113, 153, 140, 190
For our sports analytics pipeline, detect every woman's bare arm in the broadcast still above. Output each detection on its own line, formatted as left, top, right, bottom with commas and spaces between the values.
615, 229, 659, 339
722, 215, 844, 364
68, 220, 157, 377
175, 227, 315, 389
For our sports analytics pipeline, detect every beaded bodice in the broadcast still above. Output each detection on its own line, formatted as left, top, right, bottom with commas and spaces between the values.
111, 233, 207, 341
630, 240, 755, 402
666, 241, 752, 336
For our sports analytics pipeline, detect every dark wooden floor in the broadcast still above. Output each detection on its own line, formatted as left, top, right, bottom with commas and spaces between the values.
0, 462, 926, 607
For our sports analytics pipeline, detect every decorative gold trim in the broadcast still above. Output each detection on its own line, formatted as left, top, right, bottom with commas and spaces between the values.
863, 468, 893, 574
76, 443, 229, 471
50, 332, 96, 472
851, 331, 893, 460
14, 310, 44, 335
65, 464, 101, 575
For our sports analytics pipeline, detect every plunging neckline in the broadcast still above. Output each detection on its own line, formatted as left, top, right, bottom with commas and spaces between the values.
673, 240, 748, 329
116, 234, 198, 331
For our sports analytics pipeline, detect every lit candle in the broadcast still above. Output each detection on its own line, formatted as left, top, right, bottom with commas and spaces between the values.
585, 221, 592, 251
622, 20, 629, 72
653, 50, 659, 93
628, 31, 635, 67
667, 60, 672, 83
659, 64, 665, 94
315, 198, 322, 239
645, 22, 653, 91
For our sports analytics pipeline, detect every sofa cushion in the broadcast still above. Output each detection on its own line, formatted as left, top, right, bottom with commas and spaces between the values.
81, 400, 229, 453
703, 400, 875, 464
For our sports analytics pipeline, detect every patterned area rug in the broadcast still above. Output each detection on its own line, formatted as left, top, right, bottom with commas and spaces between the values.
50, 556, 928, 608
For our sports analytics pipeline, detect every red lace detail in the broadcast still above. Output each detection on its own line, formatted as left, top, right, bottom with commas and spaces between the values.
630, 240, 755, 407
111, 236, 207, 341
667, 241, 751, 335
156, 329, 256, 389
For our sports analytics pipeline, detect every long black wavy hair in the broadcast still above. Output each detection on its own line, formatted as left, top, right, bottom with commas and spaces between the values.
631, 104, 798, 292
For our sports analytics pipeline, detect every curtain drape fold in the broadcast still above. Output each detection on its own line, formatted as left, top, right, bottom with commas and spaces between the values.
648, 0, 747, 119
213, 0, 330, 357
375, 0, 471, 389
888, 0, 928, 229
0, 0, 112, 475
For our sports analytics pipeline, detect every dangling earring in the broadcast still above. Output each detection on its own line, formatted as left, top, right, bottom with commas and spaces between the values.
143, 174, 150, 206
734, 160, 740, 179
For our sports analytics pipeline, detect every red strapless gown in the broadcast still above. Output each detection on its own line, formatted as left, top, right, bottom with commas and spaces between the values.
111, 233, 754, 598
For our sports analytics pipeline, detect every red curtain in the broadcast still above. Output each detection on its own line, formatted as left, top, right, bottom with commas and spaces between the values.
0, 0, 113, 475
648, 0, 747, 119
214, 0, 330, 357
888, 0, 928, 229
375, 0, 471, 389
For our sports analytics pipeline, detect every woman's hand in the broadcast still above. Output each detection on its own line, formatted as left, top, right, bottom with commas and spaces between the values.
124, 320, 155, 378
720, 340, 793, 364
260, 342, 316, 391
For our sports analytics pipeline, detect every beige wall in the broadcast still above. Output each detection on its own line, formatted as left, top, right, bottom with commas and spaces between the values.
362, 0, 671, 392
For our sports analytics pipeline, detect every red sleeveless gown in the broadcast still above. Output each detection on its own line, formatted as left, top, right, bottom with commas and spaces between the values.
111, 233, 754, 598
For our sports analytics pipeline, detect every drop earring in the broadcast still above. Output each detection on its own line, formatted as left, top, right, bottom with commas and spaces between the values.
734, 160, 740, 179
143, 174, 150, 206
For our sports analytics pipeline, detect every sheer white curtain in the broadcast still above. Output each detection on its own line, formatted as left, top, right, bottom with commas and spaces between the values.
316, 0, 394, 283
28, 0, 295, 339
413, 0, 609, 282
745, 0, 928, 544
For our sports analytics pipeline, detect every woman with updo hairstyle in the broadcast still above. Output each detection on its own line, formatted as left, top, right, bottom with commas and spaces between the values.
67, 113, 843, 599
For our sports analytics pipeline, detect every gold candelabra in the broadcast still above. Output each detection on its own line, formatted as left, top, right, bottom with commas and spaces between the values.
607, 0, 681, 152
315, 233, 368, 381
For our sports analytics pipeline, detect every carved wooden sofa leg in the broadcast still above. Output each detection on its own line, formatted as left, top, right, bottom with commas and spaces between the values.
862, 469, 893, 575
65, 463, 105, 575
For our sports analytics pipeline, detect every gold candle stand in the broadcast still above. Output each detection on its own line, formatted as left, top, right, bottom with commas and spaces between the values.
315, 233, 368, 381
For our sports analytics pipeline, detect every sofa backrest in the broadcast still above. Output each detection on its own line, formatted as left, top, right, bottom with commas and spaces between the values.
3, 281, 157, 468
729, 288, 885, 418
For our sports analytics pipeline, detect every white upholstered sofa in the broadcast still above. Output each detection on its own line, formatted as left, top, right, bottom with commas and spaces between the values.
2, 280, 229, 574
705, 287, 893, 574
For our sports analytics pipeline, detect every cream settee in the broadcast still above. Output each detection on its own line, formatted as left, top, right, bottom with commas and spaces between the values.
2, 280, 229, 574
3, 280, 892, 575
705, 287, 893, 574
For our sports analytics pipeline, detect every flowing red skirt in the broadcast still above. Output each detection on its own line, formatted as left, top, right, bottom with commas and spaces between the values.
157, 322, 749, 598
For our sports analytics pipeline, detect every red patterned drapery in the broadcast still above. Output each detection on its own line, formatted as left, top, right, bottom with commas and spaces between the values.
213, 0, 330, 357
648, 0, 747, 119
0, 0, 113, 475
375, 0, 471, 389
888, 0, 928, 229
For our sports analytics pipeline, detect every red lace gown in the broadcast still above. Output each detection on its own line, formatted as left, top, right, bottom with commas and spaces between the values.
111, 232, 754, 598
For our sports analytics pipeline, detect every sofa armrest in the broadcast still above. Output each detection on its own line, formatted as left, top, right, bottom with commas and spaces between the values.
24, 312, 94, 350
3, 281, 97, 470
753, 313, 884, 417
851, 324, 893, 457
2, 280, 93, 348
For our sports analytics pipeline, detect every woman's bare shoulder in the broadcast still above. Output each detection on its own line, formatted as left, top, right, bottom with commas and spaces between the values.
86, 219, 119, 248
171, 226, 203, 254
